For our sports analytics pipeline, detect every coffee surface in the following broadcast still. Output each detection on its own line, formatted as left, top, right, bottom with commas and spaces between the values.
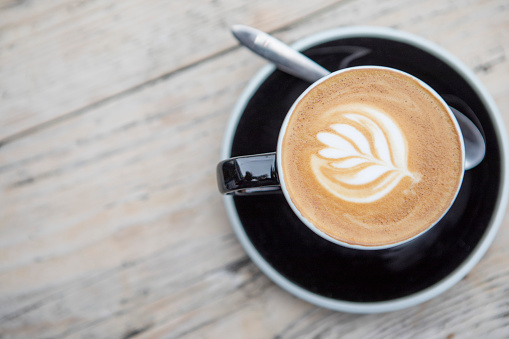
281, 68, 464, 246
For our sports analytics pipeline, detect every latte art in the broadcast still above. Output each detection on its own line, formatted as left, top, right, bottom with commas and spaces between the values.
311, 105, 418, 203
281, 67, 463, 246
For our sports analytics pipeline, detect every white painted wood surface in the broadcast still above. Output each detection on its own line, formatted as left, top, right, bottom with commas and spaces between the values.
1, 0, 508, 338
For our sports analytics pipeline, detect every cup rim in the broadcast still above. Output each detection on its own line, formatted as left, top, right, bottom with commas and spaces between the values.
276, 65, 466, 250
221, 25, 509, 313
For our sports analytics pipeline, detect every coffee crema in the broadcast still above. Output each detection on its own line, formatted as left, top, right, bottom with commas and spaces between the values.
281, 67, 464, 246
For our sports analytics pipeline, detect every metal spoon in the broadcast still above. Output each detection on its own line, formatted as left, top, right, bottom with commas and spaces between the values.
231, 24, 486, 170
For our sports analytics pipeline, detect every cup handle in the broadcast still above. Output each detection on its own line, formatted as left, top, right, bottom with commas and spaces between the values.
216, 152, 281, 195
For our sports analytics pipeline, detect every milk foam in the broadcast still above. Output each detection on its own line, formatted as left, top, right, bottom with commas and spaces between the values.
281, 67, 463, 246
311, 104, 416, 203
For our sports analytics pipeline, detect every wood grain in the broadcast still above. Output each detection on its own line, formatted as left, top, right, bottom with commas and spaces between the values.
0, 0, 339, 141
1, 0, 509, 338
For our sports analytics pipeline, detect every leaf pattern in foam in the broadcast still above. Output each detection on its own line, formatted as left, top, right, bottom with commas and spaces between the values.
312, 107, 416, 203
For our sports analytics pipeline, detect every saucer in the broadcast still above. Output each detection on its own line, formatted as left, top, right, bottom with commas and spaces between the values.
220, 26, 509, 313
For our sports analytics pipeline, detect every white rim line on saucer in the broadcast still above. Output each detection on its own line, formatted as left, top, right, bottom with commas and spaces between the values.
220, 26, 509, 314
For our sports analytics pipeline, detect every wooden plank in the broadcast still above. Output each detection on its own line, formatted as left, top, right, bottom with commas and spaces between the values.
0, 0, 339, 141
0, 0, 508, 338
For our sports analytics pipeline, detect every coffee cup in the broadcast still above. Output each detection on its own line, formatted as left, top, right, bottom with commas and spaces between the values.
217, 66, 466, 250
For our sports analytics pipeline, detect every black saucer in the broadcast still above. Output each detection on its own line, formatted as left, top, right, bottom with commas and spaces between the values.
225, 32, 502, 306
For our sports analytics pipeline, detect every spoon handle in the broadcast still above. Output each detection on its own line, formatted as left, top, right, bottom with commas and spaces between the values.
232, 24, 330, 83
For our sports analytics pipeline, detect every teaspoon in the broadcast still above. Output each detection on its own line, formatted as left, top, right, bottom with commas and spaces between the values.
231, 24, 486, 170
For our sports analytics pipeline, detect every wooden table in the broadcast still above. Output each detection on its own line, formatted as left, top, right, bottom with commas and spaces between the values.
1, 0, 508, 338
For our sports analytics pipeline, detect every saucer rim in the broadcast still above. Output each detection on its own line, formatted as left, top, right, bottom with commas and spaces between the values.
220, 25, 509, 313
